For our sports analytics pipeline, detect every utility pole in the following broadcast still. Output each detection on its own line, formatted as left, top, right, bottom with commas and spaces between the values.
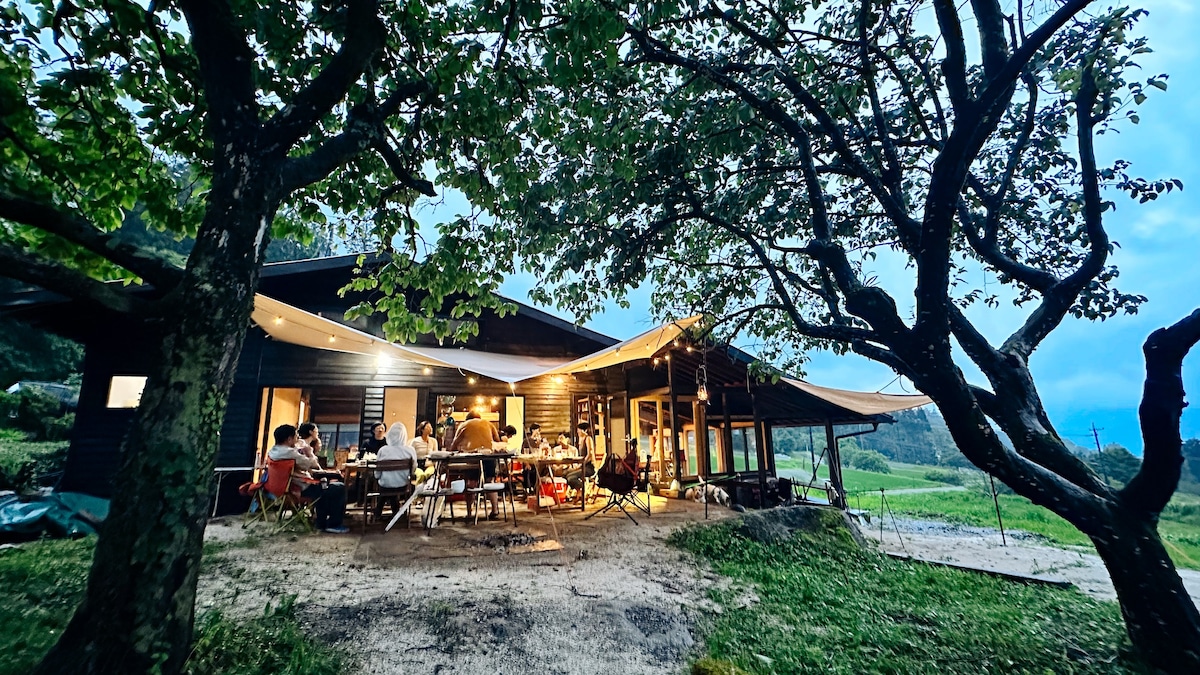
1091, 422, 1108, 483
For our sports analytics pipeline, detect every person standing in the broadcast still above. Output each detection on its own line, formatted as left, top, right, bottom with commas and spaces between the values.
268, 424, 349, 533
449, 411, 502, 519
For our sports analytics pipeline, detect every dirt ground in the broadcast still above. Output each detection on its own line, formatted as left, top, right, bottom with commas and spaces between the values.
200, 497, 736, 675
863, 516, 1200, 603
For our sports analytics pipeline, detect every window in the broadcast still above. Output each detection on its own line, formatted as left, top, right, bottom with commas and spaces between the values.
106, 376, 148, 409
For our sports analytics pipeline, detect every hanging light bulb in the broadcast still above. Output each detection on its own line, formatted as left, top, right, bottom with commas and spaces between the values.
468, 376, 477, 385
422, 366, 432, 375
273, 316, 284, 326
328, 335, 336, 343
696, 364, 710, 404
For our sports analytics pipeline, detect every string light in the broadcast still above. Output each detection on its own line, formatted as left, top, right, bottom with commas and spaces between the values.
490, 397, 498, 406
327, 335, 336, 343
273, 316, 283, 325
468, 376, 477, 385
552, 375, 565, 384
376, 354, 392, 369
476, 396, 484, 404
422, 366, 432, 375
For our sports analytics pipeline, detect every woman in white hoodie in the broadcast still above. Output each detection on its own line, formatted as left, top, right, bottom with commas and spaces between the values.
373, 422, 417, 519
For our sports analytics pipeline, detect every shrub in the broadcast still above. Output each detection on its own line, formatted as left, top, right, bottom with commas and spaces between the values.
923, 469, 964, 485
849, 449, 890, 474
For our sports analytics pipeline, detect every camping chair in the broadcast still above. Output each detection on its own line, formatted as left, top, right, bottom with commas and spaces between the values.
264, 458, 319, 532
586, 449, 650, 525
239, 475, 272, 528
467, 459, 511, 525
363, 458, 415, 530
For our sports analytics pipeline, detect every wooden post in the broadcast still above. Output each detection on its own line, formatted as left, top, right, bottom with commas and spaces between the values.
695, 400, 708, 479
764, 422, 776, 477
751, 389, 768, 508
825, 420, 847, 509
721, 390, 734, 473
666, 355, 683, 483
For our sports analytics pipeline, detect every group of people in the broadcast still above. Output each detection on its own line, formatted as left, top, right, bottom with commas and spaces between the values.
263, 412, 603, 532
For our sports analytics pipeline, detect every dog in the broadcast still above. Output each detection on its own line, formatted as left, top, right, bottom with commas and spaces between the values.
684, 483, 731, 507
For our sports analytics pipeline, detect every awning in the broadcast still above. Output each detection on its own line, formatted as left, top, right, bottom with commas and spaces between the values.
534, 315, 704, 376
781, 378, 931, 416
251, 294, 572, 383
252, 293, 932, 415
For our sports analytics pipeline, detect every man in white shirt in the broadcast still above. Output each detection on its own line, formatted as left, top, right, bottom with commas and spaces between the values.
268, 424, 349, 533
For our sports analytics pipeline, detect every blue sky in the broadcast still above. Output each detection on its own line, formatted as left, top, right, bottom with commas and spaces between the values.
420, 1, 1200, 453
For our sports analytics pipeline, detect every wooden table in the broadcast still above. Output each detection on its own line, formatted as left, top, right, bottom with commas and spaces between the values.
517, 455, 589, 512
418, 452, 518, 529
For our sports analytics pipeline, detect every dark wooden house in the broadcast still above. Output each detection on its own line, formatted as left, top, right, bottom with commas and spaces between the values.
1, 254, 929, 513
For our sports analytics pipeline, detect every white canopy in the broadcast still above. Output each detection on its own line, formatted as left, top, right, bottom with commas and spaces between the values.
781, 378, 931, 416
252, 294, 932, 416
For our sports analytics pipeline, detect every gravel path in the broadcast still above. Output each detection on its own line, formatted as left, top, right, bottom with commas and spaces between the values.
863, 516, 1200, 603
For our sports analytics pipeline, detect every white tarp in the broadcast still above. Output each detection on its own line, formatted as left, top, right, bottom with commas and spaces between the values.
781, 378, 931, 416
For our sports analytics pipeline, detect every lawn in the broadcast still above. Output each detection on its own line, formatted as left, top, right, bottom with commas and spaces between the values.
775, 456, 952, 493
880, 489, 1200, 571
673, 516, 1143, 674
0, 428, 66, 489
0, 537, 344, 675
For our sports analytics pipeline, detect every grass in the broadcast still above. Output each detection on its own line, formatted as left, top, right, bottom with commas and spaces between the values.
0, 537, 343, 675
672, 518, 1144, 674
879, 489, 1200, 571
0, 428, 66, 487
776, 456, 952, 493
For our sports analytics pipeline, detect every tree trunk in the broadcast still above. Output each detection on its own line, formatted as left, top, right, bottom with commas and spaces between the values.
33, 154, 276, 675
1092, 511, 1200, 673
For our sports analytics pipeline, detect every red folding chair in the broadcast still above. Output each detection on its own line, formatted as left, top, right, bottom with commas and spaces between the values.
264, 458, 319, 532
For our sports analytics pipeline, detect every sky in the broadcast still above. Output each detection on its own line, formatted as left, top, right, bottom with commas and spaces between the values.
417, 1, 1200, 453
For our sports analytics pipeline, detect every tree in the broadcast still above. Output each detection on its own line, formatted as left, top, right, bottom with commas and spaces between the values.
446, 0, 1199, 668
0, 1, 522, 672
1089, 443, 1142, 486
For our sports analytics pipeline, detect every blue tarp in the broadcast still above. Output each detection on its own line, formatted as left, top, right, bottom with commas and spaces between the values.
0, 491, 109, 539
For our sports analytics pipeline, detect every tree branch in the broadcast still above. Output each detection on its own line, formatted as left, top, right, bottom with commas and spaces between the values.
178, 0, 257, 140
0, 189, 183, 289
1122, 308, 1200, 514
0, 243, 146, 315
969, 0, 1010, 78
263, 0, 386, 153
278, 83, 434, 196
999, 60, 1108, 358
932, 0, 971, 111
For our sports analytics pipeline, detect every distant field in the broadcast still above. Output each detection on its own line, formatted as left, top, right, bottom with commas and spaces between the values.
775, 456, 952, 493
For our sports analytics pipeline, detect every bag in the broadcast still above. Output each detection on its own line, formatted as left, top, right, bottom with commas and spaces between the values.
597, 452, 634, 493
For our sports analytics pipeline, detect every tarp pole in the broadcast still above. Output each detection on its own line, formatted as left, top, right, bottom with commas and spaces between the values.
667, 355, 683, 485
825, 420, 847, 509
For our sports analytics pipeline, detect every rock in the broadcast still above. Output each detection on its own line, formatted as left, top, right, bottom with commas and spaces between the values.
736, 505, 866, 547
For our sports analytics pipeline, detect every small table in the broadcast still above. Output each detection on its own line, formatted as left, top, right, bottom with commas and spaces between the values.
211, 466, 254, 517
517, 455, 589, 512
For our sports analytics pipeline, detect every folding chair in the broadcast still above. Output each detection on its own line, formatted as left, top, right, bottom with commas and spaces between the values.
587, 450, 650, 524
264, 458, 319, 532
239, 476, 271, 528
467, 459, 511, 524
363, 458, 415, 530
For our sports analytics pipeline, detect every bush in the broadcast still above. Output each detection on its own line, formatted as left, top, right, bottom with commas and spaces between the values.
0, 439, 68, 493
186, 596, 343, 675
0, 388, 74, 441
849, 449, 891, 474
923, 469, 964, 486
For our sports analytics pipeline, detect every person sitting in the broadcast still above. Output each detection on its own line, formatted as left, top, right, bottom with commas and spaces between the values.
449, 411, 502, 520
373, 422, 417, 519
565, 423, 599, 501
521, 423, 551, 490
268, 424, 349, 533
411, 420, 439, 468
358, 422, 387, 461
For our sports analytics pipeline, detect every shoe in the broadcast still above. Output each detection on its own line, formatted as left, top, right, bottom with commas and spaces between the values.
323, 526, 350, 534
487, 512, 499, 521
